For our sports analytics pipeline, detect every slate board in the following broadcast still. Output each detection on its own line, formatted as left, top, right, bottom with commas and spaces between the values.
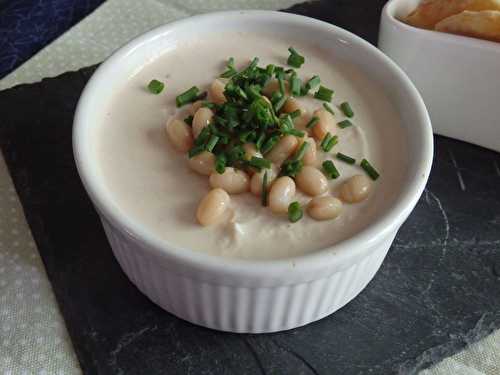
0, 1, 499, 374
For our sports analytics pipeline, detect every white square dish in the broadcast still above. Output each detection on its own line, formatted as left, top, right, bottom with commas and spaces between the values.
379, 0, 500, 152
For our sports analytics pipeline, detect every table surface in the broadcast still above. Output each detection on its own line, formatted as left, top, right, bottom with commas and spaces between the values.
0, 1, 499, 375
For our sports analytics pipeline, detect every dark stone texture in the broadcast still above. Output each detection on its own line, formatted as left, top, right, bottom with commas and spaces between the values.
0, 1, 499, 374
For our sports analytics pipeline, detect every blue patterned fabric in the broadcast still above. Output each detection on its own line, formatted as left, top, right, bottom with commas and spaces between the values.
0, 0, 105, 79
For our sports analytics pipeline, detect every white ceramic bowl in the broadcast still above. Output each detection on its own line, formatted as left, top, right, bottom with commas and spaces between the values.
379, 0, 500, 152
73, 10, 433, 333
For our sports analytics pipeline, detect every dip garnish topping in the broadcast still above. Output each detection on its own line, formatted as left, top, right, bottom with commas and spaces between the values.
161, 48, 381, 225
287, 47, 305, 68
340, 101, 354, 118
322, 160, 340, 179
336, 153, 356, 165
147, 79, 164, 94
360, 158, 380, 181
288, 201, 303, 222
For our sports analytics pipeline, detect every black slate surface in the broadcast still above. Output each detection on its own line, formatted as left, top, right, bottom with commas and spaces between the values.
0, 1, 499, 374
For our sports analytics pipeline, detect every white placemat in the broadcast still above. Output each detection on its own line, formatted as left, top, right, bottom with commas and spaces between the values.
0, 0, 498, 374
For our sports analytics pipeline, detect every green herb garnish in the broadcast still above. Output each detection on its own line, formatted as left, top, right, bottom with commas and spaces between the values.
287, 47, 305, 68
215, 153, 227, 174
147, 79, 164, 94
336, 152, 356, 164
301, 75, 320, 96
338, 120, 352, 129
288, 201, 303, 223
360, 158, 380, 180
176, 86, 199, 107
340, 102, 354, 117
322, 160, 340, 179
249, 157, 271, 171
323, 103, 335, 115
314, 85, 334, 102
220, 57, 237, 78
306, 116, 319, 129
206, 135, 219, 152
290, 73, 302, 97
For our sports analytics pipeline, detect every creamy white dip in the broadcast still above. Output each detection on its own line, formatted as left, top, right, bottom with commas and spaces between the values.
94, 33, 406, 260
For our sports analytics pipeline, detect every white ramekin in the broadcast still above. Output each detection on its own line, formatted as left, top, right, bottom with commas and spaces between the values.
73, 10, 433, 333
379, 0, 500, 153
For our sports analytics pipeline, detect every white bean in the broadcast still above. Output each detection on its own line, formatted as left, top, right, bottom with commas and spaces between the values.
196, 188, 230, 226
312, 108, 336, 141
266, 135, 298, 165
307, 196, 343, 221
192, 107, 214, 138
189, 100, 204, 116
209, 79, 227, 105
188, 151, 215, 176
166, 118, 193, 153
296, 166, 328, 196
340, 174, 372, 203
250, 165, 278, 196
209, 167, 250, 194
269, 176, 296, 214
262, 79, 289, 97
282, 97, 306, 115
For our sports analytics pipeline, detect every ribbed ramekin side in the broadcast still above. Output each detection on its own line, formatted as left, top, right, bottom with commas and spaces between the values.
102, 219, 391, 333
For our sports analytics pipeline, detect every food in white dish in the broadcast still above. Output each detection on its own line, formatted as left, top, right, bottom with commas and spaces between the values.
94, 33, 406, 260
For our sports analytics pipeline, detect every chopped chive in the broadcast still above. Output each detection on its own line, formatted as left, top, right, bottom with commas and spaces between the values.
301, 75, 321, 95
336, 152, 356, 164
289, 109, 301, 119
261, 171, 268, 206
266, 64, 275, 77
340, 102, 354, 118
288, 201, 303, 223
206, 135, 219, 152
194, 127, 211, 146
324, 135, 338, 152
322, 160, 340, 179
201, 101, 216, 109
188, 145, 205, 158
338, 119, 353, 129
320, 132, 333, 151
261, 135, 280, 154
287, 47, 305, 68
323, 103, 335, 115
360, 158, 380, 180
293, 142, 309, 161
220, 57, 237, 78
285, 129, 305, 137
314, 86, 334, 102
255, 132, 266, 150
147, 79, 164, 94
247, 57, 259, 71
249, 157, 271, 170
176, 86, 199, 107
239, 130, 256, 143
290, 73, 302, 97
215, 153, 226, 174
184, 115, 193, 126
278, 74, 286, 95
274, 95, 288, 113
306, 116, 319, 129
